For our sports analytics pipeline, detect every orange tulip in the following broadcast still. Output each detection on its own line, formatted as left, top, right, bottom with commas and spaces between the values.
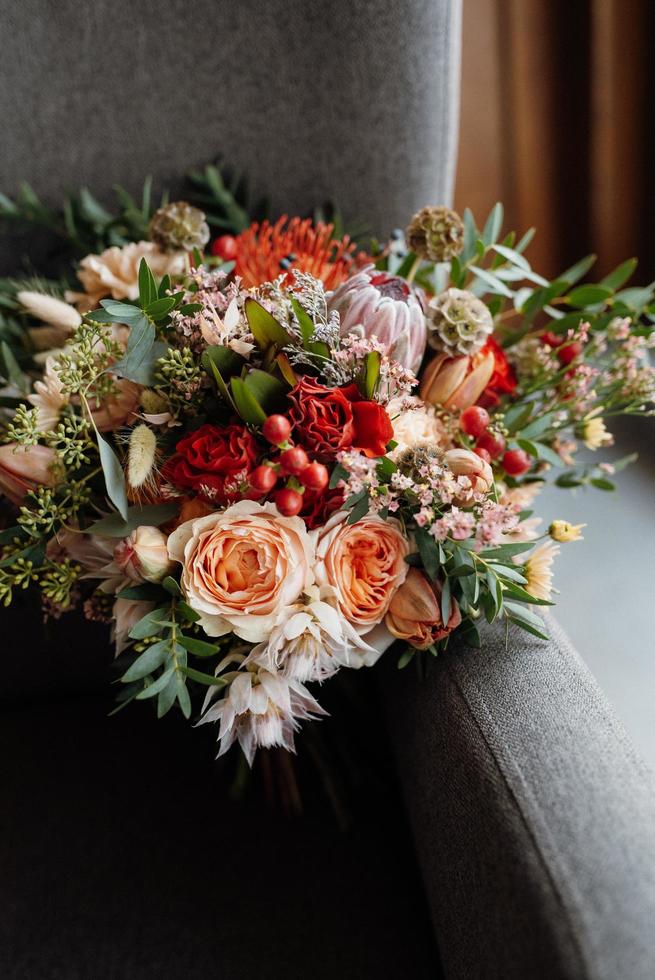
420, 349, 495, 410
385, 569, 462, 649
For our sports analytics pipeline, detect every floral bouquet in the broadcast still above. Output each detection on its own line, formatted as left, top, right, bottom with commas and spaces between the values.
0, 170, 653, 765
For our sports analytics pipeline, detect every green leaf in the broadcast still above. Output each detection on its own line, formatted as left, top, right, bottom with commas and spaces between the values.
600, 257, 637, 291
201, 345, 245, 379
481, 202, 503, 246
177, 600, 201, 623
346, 494, 370, 524
138, 258, 158, 308
460, 621, 482, 648
145, 296, 176, 320
111, 314, 157, 384
98, 300, 144, 321
504, 601, 549, 634
290, 297, 316, 348
181, 666, 229, 687
243, 369, 288, 412
162, 576, 181, 595
178, 635, 220, 657
230, 376, 267, 424
566, 284, 613, 307
397, 647, 416, 669
157, 675, 178, 718
136, 665, 176, 699
470, 265, 513, 298
492, 243, 530, 271
329, 463, 348, 490
516, 439, 562, 467
244, 298, 293, 350
415, 526, 441, 581
363, 350, 381, 399
590, 477, 615, 491
87, 502, 179, 537
127, 608, 170, 641
502, 582, 553, 606
461, 208, 478, 262
94, 426, 128, 520
559, 254, 597, 286
121, 639, 170, 680
440, 575, 451, 625
480, 541, 536, 560
503, 401, 533, 434
176, 677, 192, 719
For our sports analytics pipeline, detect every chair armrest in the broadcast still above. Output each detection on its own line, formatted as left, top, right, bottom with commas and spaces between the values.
382, 615, 655, 979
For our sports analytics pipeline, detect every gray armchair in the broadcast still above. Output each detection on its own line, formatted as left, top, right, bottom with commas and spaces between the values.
2, 2, 655, 978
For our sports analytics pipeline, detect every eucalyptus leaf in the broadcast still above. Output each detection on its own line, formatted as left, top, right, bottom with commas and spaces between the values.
121, 639, 170, 680
87, 502, 179, 536
94, 426, 128, 520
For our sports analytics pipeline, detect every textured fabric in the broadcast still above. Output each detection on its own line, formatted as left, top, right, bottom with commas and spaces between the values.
382, 614, 655, 980
0, 0, 462, 274
1, 695, 441, 979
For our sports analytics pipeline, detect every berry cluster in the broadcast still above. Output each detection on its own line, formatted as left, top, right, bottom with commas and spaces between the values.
459, 406, 531, 477
250, 415, 329, 516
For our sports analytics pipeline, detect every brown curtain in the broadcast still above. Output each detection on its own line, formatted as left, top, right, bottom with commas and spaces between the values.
455, 0, 655, 280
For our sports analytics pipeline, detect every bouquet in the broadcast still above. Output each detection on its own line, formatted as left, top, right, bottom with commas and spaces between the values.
1, 170, 653, 766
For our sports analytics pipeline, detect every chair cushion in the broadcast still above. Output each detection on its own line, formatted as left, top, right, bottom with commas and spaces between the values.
1, 694, 440, 979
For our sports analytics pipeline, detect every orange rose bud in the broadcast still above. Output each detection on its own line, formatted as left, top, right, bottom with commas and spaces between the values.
385, 569, 462, 649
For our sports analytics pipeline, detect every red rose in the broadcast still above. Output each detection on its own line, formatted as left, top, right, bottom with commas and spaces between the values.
288, 376, 394, 460
163, 423, 259, 502
299, 485, 345, 530
288, 377, 355, 459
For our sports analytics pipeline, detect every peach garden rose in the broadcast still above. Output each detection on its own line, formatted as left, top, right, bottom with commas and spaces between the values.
167, 500, 315, 643
313, 511, 409, 634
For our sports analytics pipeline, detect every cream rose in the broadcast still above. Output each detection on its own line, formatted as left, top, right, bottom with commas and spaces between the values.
167, 500, 315, 642
66, 241, 186, 312
313, 511, 409, 634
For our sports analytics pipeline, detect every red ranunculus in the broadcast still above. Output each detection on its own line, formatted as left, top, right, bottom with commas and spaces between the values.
163, 423, 259, 502
288, 376, 394, 460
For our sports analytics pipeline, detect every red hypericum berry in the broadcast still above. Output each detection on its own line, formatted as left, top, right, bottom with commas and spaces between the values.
473, 446, 492, 464
262, 414, 292, 445
250, 465, 278, 492
275, 488, 304, 517
460, 405, 490, 438
476, 431, 506, 459
279, 446, 309, 475
299, 461, 329, 490
556, 341, 582, 365
502, 448, 532, 476
210, 234, 238, 261
540, 331, 562, 349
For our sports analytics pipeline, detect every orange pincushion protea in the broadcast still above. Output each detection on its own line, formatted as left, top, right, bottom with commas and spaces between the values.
233, 216, 366, 289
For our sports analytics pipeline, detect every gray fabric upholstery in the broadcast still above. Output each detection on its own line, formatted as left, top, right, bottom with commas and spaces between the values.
383, 615, 655, 980
0, 0, 461, 267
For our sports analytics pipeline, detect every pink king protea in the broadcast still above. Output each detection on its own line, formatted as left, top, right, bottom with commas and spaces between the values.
327, 266, 427, 373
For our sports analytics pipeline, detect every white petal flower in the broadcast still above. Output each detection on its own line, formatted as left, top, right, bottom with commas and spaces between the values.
246, 586, 380, 682
198, 666, 326, 766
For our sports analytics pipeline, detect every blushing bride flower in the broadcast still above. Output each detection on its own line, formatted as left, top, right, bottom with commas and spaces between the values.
27, 356, 69, 431
66, 241, 186, 312
327, 265, 427, 373
167, 500, 315, 642
246, 585, 380, 682
198, 665, 326, 766
314, 511, 409, 634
